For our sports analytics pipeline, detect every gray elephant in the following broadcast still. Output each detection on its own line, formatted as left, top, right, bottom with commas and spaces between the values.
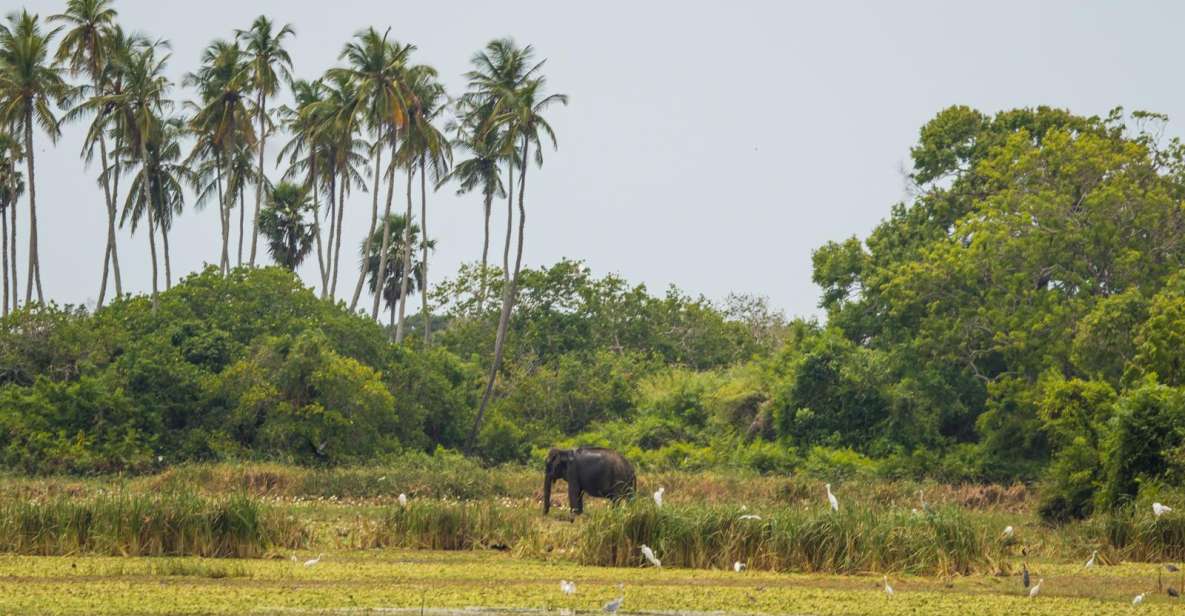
542, 447, 637, 515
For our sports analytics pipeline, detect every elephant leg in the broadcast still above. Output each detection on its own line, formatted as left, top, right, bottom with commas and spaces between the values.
569, 481, 584, 514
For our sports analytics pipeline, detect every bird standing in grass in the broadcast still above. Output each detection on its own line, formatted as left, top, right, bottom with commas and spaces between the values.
1132, 592, 1148, 606
1022, 562, 1030, 588
304, 554, 323, 567
603, 595, 623, 614
560, 580, 576, 595
641, 545, 661, 568
1168, 586, 1180, 598
653, 487, 664, 508
1085, 550, 1098, 568
1029, 578, 1043, 598
1002, 525, 1014, 540
883, 576, 894, 596
734, 561, 746, 572
1153, 502, 1173, 517
398, 493, 408, 507
825, 484, 839, 512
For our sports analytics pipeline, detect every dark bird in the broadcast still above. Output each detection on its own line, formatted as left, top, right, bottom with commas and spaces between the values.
1168, 587, 1179, 598
1022, 562, 1030, 588
1167, 564, 1181, 572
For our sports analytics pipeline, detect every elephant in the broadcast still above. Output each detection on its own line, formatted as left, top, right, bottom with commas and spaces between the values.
542, 447, 636, 515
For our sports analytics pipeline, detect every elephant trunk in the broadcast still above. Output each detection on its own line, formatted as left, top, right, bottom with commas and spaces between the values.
542, 474, 552, 515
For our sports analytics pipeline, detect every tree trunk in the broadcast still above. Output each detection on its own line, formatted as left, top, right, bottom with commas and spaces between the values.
350, 130, 385, 312
96, 131, 122, 308
311, 159, 328, 297
331, 175, 346, 298
373, 139, 400, 323
7, 190, 15, 313
420, 155, 431, 345
478, 191, 492, 313
216, 153, 229, 275
24, 114, 43, 304
249, 91, 267, 267
142, 142, 161, 311
238, 186, 246, 266
161, 218, 172, 289
469, 157, 517, 449
393, 159, 413, 342
2, 200, 8, 317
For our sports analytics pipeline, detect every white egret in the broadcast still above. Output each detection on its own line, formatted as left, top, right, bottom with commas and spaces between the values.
398, 493, 408, 507
603, 596, 624, 614
825, 483, 839, 512
883, 575, 894, 596
303, 554, 323, 567
560, 580, 576, 595
1002, 525, 1014, 539
640, 544, 661, 568
1085, 549, 1097, 568
1029, 578, 1043, 598
653, 487, 665, 508
738, 514, 762, 521
1153, 502, 1173, 517
1132, 592, 1148, 606
734, 561, 746, 572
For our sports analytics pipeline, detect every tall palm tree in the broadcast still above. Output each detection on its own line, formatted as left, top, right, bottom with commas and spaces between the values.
121, 115, 190, 289
396, 65, 450, 344
94, 41, 171, 309
467, 40, 567, 447
0, 10, 68, 305
359, 212, 430, 334
444, 99, 504, 313
315, 72, 369, 300
183, 39, 255, 275
0, 131, 22, 317
236, 16, 293, 268
51, 0, 121, 308
329, 28, 411, 315
224, 140, 257, 266
258, 181, 313, 271
278, 77, 334, 294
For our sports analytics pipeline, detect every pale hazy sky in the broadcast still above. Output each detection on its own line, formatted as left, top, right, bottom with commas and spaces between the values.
13, 0, 1184, 319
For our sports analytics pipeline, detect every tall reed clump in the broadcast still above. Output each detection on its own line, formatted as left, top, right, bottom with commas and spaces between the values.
1078, 508, 1185, 562
375, 500, 535, 550
576, 502, 1002, 576
0, 492, 306, 557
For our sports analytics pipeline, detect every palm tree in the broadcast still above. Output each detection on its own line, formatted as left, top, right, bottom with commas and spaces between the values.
396, 65, 450, 344
224, 140, 257, 266
236, 16, 293, 268
359, 212, 430, 334
0, 131, 22, 317
444, 99, 504, 313
467, 40, 567, 447
51, 0, 122, 308
258, 181, 313, 271
0, 10, 69, 305
183, 39, 255, 275
315, 73, 369, 299
121, 116, 190, 289
329, 28, 412, 315
95, 41, 171, 309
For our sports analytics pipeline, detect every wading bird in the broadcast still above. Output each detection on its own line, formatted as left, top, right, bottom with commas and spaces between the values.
653, 486, 664, 508
1022, 562, 1030, 588
1133, 592, 1148, 606
304, 554, 323, 567
398, 493, 408, 507
1085, 550, 1098, 568
883, 576, 894, 596
739, 514, 762, 521
734, 561, 746, 572
560, 580, 576, 595
640, 545, 661, 568
1002, 525, 1014, 539
1166, 563, 1180, 572
603, 595, 623, 614
1029, 578, 1043, 598
1153, 502, 1173, 517
825, 484, 839, 512
1168, 586, 1179, 598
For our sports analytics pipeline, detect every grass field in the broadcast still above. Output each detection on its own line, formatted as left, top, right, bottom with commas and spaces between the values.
0, 550, 1182, 615
0, 464, 1182, 615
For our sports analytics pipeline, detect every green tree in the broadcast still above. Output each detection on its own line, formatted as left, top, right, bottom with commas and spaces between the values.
0, 131, 22, 317
258, 181, 314, 271
235, 16, 294, 268
0, 10, 69, 305
359, 213, 430, 332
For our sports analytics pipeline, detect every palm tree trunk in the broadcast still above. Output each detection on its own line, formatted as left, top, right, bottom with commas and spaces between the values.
478, 191, 492, 313
141, 143, 160, 311
350, 132, 385, 312
420, 155, 431, 345
24, 115, 43, 305
216, 153, 229, 275
249, 91, 267, 267
161, 219, 172, 289
331, 175, 346, 298
310, 159, 328, 297
7, 191, 15, 313
96, 131, 122, 309
470, 158, 516, 448
392, 160, 413, 341
2, 201, 8, 318
373, 139, 400, 323
238, 187, 246, 266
